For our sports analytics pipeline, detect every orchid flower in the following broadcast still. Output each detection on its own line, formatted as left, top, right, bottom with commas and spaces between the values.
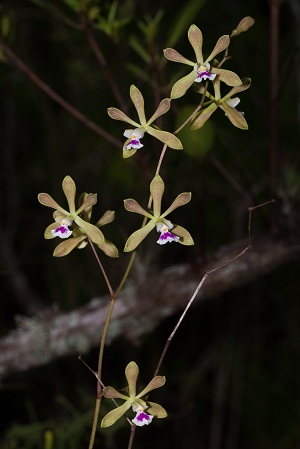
38, 176, 118, 257
191, 78, 251, 130
123, 175, 194, 252
101, 361, 167, 428
164, 24, 242, 99
108, 85, 182, 158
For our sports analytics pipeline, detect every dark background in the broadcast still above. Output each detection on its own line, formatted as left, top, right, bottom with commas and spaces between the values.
1, 0, 300, 448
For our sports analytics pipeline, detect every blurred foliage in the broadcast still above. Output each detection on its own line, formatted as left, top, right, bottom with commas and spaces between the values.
0, 0, 300, 447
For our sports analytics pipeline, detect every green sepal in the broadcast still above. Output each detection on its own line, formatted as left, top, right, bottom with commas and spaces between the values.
161, 192, 191, 218
97, 240, 119, 258
107, 107, 139, 127
147, 402, 168, 418
101, 401, 132, 428
38, 193, 69, 215
188, 24, 203, 64
124, 199, 153, 219
170, 70, 197, 99
62, 176, 76, 214
163, 48, 195, 66
130, 85, 147, 126
191, 103, 218, 130
219, 102, 249, 130
147, 127, 183, 149
172, 224, 194, 245
103, 386, 129, 401
125, 361, 139, 397
74, 216, 105, 244
150, 175, 164, 218
123, 221, 156, 252
136, 376, 166, 398
147, 98, 171, 125
212, 68, 242, 87
53, 235, 86, 257
206, 35, 230, 62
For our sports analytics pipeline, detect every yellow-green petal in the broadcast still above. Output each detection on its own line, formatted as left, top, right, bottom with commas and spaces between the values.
124, 199, 153, 219
130, 85, 147, 126
147, 127, 183, 150
171, 224, 194, 245
212, 68, 242, 87
170, 70, 197, 99
147, 98, 171, 126
147, 402, 168, 418
108, 107, 139, 127
219, 102, 249, 130
150, 175, 164, 218
74, 216, 105, 244
97, 240, 119, 258
191, 103, 218, 130
103, 386, 129, 400
125, 361, 139, 398
161, 192, 191, 218
163, 48, 195, 66
123, 221, 156, 252
136, 376, 166, 398
62, 176, 76, 214
38, 193, 68, 215
101, 401, 132, 428
205, 35, 230, 63
188, 24, 203, 64
53, 235, 86, 257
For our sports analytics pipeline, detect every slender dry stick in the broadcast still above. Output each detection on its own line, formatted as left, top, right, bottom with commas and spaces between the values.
0, 37, 122, 149
153, 199, 275, 377
83, 18, 128, 113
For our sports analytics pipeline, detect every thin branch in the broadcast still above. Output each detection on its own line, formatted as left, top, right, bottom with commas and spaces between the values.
0, 36, 122, 149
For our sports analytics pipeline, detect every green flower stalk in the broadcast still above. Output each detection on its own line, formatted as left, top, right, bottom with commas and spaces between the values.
191, 77, 251, 130
101, 361, 167, 428
123, 175, 194, 252
38, 176, 118, 257
108, 85, 182, 158
164, 24, 242, 99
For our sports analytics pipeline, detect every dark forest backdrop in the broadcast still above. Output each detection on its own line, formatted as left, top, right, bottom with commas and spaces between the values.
1, 0, 300, 448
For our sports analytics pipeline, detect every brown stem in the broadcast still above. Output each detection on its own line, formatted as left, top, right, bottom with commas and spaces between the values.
83, 19, 128, 113
0, 36, 122, 149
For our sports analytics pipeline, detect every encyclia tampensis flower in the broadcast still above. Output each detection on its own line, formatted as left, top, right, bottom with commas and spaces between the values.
163, 24, 242, 99
108, 85, 182, 157
101, 361, 167, 428
123, 175, 194, 252
38, 176, 118, 257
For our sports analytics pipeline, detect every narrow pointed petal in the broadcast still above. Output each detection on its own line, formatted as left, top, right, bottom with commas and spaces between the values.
147, 98, 171, 125
76, 193, 97, 215
96, 210, 115, 227
171, 224, 194, 245
222, 78, 251, 100
136, 376, 166, 398
220, 103, 249, 129
44, 222, 59, 239
147, 402, 168, 418
212, 68, 242, 86
188, 24, 203, 64
170, 70, 197, 99
124, 199, 153, 219
103, 386, 129, 400
124, 221, 156, 252
74, 216, 105, 244
38, 193, 69, 215
205, 35, 230, 62
62, 176, 76, 214
150, 175, 164, 218
147, 127, 183, 149
97, 240, 119, 258
130, 85, 147, 126
163, 48, 195, 66
108, 107, 139, 127
191, 103, 218, 130
123, 148, 138, 158
101, 401, 132, 428
161, 192, 191, 218
53, 235, 86, 257
125, 361, 139, 398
